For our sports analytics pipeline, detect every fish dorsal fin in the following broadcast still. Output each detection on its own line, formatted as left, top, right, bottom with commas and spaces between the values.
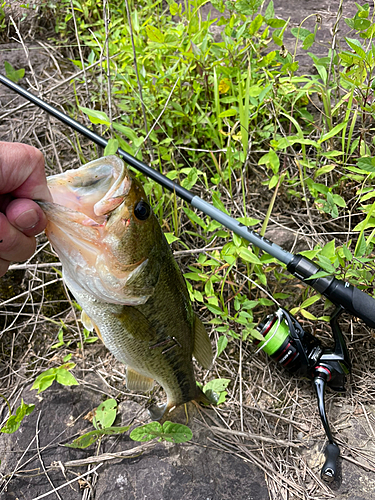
193, 315, 213, 369
81, 310, 103, 342
126, 367, 154, 392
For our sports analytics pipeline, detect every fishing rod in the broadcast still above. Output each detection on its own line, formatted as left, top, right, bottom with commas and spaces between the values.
1, 74, 373, 482
2, 75, 374, 328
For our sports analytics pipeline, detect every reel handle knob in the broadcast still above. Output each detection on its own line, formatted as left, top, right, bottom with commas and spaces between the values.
321, 443, 340, 483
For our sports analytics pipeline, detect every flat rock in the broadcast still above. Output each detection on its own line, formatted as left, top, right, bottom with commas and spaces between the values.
0, 380, 269, 500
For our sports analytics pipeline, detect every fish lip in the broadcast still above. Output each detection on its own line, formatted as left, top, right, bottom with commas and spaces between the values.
44, 156, 132, 219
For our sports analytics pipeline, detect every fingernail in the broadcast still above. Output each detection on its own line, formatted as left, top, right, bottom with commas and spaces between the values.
14, 209, 40, 230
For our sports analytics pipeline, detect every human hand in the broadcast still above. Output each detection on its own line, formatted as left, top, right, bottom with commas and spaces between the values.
0, 142, 52, 277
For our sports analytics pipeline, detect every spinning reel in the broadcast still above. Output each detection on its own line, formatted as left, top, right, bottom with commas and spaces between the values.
255, 306, 351, 483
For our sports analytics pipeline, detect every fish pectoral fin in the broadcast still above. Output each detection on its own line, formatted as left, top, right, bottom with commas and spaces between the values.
117, 306, 157, 342
193, 315, 213, 370
80, 310, 104, 342
126, 367, 154, 392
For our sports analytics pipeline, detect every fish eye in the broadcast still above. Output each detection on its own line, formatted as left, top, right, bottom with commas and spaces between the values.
134, 200, 151, 221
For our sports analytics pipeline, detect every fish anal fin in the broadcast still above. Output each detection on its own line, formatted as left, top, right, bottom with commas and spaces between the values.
193, 315, 213, 369
126, 367, 154, 392
80, 310, 103, 342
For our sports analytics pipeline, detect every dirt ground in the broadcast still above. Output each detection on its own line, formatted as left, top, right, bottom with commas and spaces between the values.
2, 1, 375, 500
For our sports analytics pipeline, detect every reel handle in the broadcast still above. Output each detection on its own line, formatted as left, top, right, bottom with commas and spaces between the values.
313, 373, 340, 483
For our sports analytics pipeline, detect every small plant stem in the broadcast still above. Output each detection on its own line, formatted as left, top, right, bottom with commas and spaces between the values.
36, 411, 63, 500
295, 159, 319, 239
135, 77, 180, 156
124, 0, 154, 162
69, 0, 89, 100
0, 394, 12, 417
326, 0, 343, 87
9, 16, 39, 92
103, 0, 113, 126
239, 337, 244, 432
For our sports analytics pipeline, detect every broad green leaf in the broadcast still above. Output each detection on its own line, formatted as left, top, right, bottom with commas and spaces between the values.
212, 191, 229, 215
264, 0, 274, 20
314, 164, 336, 177
66, 425, 130, 449
302, 33, 315, 50
4, 61, 25, 83
249, 14, 263, 36
238, 247, 262, 264
204, 378, 230, 392
112, 123, 144, 146
267, 18, 286, 28
130, 422, 161, 442
318, 122, 348, 143
332, 194, 346, 207
170, 2, 179, 14
79, 106, 110, 125
290, 27, 311, 41
93, 399, 117, 429
237, 216, 261, 226
343, 245, 352, 261
165, 233, 180, 244
235, 0, 262, 15
217, 335, 228, 356
161, 422, 193, 443
146, 25, 165, 43
354, 237, 367, 262
1, 400, 35, 434
129, 421, 191, 443
104, 139, 119, 156
346, 37, 366, 59
218, 109, 237, 118
268, 174, 279, 189
203, 378, 230, 405
353, 218, 375, 231
300, 309, 317, 320
300, 295, 320, 309
181, 167, 198, 190
183, 207, 207, 229
305, 271, 332, 280
320, 239, 335, 258
32, 373, 56, 394
55, 369, 79, 387
258, 149, 279, 173
357, 157, 375, 173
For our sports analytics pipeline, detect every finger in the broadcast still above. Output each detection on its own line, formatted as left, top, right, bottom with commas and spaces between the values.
0, 257, 10, 278
0, 142, 52, 201
0, 213, 37, 262
6, 198, 48, 237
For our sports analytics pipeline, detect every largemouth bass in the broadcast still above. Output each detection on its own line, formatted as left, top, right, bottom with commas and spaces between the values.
38, 156, 213, 420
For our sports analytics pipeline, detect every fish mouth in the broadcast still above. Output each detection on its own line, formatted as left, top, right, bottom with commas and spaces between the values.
36, 156, 132, 270
45, 155, 132, 222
